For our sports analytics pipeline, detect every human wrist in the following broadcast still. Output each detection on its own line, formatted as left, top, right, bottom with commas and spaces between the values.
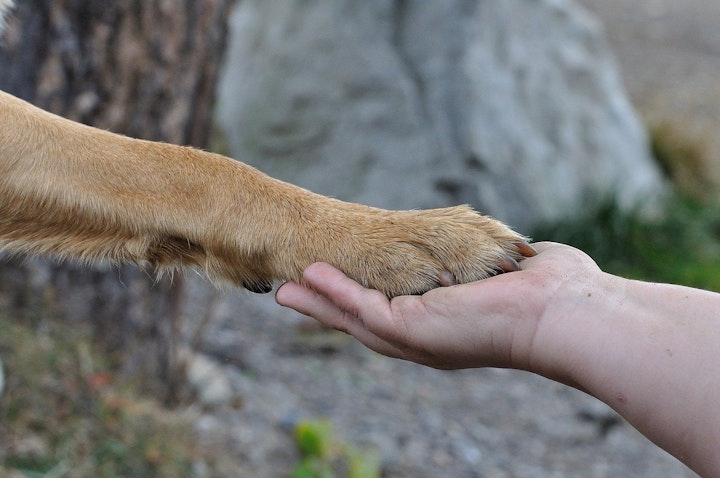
522, 268, 630, 389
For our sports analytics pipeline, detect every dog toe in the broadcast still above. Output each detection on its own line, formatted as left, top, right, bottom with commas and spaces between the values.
438, 270, 458, 287
496, 255, 521, 273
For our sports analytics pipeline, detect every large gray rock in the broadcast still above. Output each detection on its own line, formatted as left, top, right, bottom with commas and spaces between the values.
217, 0, 665, 231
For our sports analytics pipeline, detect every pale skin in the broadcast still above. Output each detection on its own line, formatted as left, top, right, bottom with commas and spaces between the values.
276, 242, 720, 476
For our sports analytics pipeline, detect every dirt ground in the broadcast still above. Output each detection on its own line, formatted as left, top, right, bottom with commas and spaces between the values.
189, 3, 716, 476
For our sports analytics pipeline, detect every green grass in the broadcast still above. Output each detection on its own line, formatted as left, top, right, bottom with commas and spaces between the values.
532, 196, 720, 291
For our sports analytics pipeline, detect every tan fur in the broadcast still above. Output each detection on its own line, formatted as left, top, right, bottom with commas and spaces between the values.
0, 89, 532, 297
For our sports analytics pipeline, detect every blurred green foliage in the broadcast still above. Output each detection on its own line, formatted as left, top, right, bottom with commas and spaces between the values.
533, 196, 720, 291
292, 419, 381, 478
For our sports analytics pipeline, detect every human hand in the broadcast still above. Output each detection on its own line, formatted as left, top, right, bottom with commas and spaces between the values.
275, 242, 603, 370
278, 243, 720, 474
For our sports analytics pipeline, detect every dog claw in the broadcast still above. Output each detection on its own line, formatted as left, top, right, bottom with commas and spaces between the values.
243, 279, 273, 294
514, 241, 537, 258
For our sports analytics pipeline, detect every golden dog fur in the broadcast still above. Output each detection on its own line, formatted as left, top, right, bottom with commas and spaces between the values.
0, 4, 533, 297
0, 90, 533, 296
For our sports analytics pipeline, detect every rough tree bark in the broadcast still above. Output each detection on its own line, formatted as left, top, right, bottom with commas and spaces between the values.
0, 0, 233, 403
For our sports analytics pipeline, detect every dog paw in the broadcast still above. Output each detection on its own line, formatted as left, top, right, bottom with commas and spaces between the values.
303, 204, 535, 297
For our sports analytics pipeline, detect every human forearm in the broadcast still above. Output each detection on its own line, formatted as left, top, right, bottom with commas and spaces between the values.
534, 275, 720, 475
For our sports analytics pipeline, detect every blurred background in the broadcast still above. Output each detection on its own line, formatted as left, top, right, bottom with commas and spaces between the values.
0, 0, 715, 476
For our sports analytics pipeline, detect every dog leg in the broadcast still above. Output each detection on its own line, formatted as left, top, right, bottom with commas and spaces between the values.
0, 90, 534, 297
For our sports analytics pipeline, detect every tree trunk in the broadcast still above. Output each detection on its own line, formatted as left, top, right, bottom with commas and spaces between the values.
0, 0, 233, 403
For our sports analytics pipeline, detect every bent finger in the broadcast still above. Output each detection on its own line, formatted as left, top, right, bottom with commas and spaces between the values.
301, 262, 392, 323
276, 280, 349, 331
276, 279, 409, 359
277, 265, 416, 358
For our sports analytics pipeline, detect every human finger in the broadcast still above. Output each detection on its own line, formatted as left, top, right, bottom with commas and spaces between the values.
276, 265, 410, 358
